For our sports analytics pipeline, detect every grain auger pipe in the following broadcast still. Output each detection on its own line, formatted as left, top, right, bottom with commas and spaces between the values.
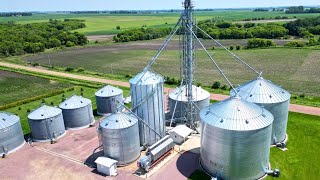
117, 100, 163, 138
195, 24, 261, 76
189, 27, 238, 94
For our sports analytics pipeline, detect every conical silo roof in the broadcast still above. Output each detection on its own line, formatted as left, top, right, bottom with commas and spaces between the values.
129, 71, 164, 85
59, 95, 91, 110
28, 105, 61, 120
100, 112, 138, 130
200, 96, 273, 131
95, 85, 123, 97
231, 77, 291, 104
169, 85, 210, 102
0, 112, 20, 129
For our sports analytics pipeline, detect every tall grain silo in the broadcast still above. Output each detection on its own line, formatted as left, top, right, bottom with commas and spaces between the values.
95, 85, 123, 115
0, 112, 25, 156
59, 95, 94, 130
231, 77, 291, 145
28, 105, 66, 142
130, 71, 165, 146
99, 112, 140, 165
199, 95, 274, 180
169, 85, 210, 123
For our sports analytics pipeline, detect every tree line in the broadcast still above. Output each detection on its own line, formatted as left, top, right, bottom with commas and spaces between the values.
286, 6, 320, 14
196, 20, 289, 39
0, 19, 87, 56
284, 16, 320, 37
113, 27, 172, 42
112, 16, 320, 46
197, 16, 320, 40
0, 12, 32, 17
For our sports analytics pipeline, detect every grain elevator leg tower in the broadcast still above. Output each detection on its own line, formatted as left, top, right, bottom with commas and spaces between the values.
180, 0, 198, 128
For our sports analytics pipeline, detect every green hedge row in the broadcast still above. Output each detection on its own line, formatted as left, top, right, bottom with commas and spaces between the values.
0, 87, 75, 111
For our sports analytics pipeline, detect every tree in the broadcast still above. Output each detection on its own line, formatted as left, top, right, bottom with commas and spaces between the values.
47, 38, 61, 48
246, 38, 276, 49
116, 26, 121, 30
284, 41, 305, 47
211, 81, 221, 89
66, 41, 75, 47
306, 38, 319, 46
236, 45, 241, 50
229, 45, 234, 50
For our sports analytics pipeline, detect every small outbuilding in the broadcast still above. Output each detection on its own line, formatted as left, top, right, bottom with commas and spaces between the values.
95, 157, 118, 176
169, 125, 193, 144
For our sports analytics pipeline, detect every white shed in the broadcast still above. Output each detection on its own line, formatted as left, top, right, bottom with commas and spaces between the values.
94, 157, 118, 176
169, 125, 193, 144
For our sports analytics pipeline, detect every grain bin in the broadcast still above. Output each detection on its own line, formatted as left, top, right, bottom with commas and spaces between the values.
28, 105, 65, 142
95, 85, 123, 115
231, 77, 291, 144
130, 71, 165, 146
0, 112, 25, 156
99, 112, 140, 165
59, 95, 94, 130
199, 95, 274, 180
169, 85, 210, 123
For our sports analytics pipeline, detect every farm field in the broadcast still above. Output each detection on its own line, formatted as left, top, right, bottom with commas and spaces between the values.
188, 112, 320, 180
22, 42, 320, 97
0, 70, 72, 106
1, 11, 320, 35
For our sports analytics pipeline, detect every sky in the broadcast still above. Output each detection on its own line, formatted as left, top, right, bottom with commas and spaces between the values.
0, 0, 320, 12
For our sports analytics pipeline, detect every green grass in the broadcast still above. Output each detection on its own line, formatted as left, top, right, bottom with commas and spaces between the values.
0, 70, 72, 106
22, 47, 320, 97
1, 11, 319, 35
188, 112, 320, 180
267, 112, 320, 180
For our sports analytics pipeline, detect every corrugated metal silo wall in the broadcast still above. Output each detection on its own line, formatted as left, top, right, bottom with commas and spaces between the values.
200, 123, 272, 180
62, 104, 94, 129
169, 97, 210, 122
101, 122, 140, 165
96, 94, 123, 115
260, 100, 290, 144
0, 121, 25, 155
28, 113, 65, 141
131, 83, 165, 146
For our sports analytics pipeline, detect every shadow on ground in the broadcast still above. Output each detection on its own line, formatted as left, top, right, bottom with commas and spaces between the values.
176, 148, 201, 178
84, 149, 104, 168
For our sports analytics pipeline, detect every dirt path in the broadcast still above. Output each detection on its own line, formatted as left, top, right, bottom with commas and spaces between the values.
1, 62, 319, 116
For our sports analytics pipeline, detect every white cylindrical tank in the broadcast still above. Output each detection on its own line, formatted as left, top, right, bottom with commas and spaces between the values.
59, 95, 94, 130
28, 105, 66, 142
199, 95, 274, 180
0, 112, 25, 156
99, 112, 140, 165
231, 77, 291, 144
169, 85, 210, 124
130, 71, 165, 146
95, 85, 123, 115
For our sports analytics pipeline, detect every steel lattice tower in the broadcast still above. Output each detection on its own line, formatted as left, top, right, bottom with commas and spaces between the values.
180, 0, 197, 127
